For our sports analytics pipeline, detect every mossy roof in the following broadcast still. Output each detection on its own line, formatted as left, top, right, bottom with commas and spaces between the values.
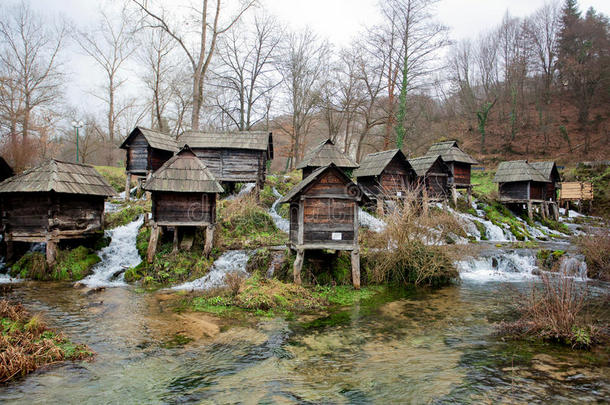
296, 139, 359, 170
493, 160, 550, 183
119, 126, 178, 152
425, 140, 478, 165
144, 146, 224, 193
0, 160, 116, 196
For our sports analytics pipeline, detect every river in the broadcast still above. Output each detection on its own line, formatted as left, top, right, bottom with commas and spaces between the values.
0, 272, 607, 403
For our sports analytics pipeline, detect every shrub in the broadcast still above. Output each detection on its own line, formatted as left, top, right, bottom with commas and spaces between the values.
363, 193, 459, 287
497, 273, 607, 348
576, 229, 610, 281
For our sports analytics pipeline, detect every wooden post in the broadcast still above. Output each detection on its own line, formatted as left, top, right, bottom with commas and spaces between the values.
527, 201, 533, 221
467, 187, 472, 206
5, 240, 13, 262
541, 203, 548, 219
351, 249, 360, 289
45, 239, 57, 266
204, 225, 214, 257
172, 226, 179, 253
451, 186, 458, 208
147, 223, 160, 263
293, 249, 304, 285
422, 186, 429, 216
376, 198, 384, 216
124, 173, 131, 201
552, 203, 559, 220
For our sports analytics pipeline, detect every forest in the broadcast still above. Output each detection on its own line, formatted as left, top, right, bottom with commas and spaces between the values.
0, 0, 608, 174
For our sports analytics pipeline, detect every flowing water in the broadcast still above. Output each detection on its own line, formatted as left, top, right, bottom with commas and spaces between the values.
80, 216, 144, 288
0, 271, 607, 403
172, 250, 251, 291
269, 188, 290, 233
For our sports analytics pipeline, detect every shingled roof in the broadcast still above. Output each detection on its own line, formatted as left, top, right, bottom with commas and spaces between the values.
408, 155, 448, 177
120, 127, 178, 152
296, 139, 359, 170
353, 149, 411, 178
426, 140, 478, 165
178, 131, 273, 156
0, 160, 116, 196
279, 163, 368, 204
493, 160, 550, 183
530, 161, 559, 181
144, 146, 224, 193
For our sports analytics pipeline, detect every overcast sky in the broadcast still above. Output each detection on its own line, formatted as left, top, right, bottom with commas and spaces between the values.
22, 0, 610, 123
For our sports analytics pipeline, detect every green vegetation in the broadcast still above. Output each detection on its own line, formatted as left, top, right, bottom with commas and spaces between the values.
94, 165, 126, 194
471, 170, 496, 196
10, 246, 102, 281
104, 200, 150, 229
481, 200, 531, 240
536, 249, 566, 271
0, 300, 93, 382
217, 195, 287, 249
125, 227, 215, 287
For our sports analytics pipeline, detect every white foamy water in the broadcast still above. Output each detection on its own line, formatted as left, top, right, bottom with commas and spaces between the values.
359, 208, 386, 233
0, 273, 21, 284
118, 186, 138, 200
224, 183, 256, 201
444, 204, 512, 242
558, 256, 588, 280
104, 201, 122, 213
269, 188, 289, 233
457, 252, 539, 282
80, 216, 144, 288
172, 250, 251, 291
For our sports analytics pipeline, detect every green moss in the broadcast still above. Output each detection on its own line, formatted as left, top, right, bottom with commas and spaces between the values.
471, 170, 496, 195
53, 246, 101, 281
473, 220, 488, 240
482, 202, 531, 241
312, 285, 384, 306
104, 201, 149, 229
10, 252, 47, 279
246, 248, 272, 276
537, 249, 566, 271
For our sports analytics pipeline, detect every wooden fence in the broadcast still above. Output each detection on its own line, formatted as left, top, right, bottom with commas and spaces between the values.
559, 182, 593, 201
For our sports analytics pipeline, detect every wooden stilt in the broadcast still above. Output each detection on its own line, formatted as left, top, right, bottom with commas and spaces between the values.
124, 173, 131, 201
376, 198, 384, 216
204, 225, 215, 257
45, 239, 57, 266
5, 241, 14, 262
542, 203, 548, 219
172, 226, 179, 253
293, 249, 304, 285
527, 201, 533, 221
451, 186, 458, 208
552, 203, 559, 220
467, 187, 473, 205
147, 223, 160, 263
351, 249, 360, 289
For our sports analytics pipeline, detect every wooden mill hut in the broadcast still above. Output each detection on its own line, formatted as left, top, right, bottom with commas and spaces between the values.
425, 140, 478, 204
143, 146, 224, 262
493, 160, 556, 220
530, 161, 561, 202
278, 163, 370, 288
296, 139, 359, 178
408, 155, 452, 201
0, 160, 116, 265
353, 149, 416, 211
177, 131, 273, 196
0, 157, 14, 182
119, 127, 179, 199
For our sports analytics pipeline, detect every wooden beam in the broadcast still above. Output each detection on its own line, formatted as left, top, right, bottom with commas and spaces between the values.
172, 226, 179, 253
45, 239, 57, 267
147, 223, 160, 263
124, 173, 131, 201
351, 249, 360, 289
527, 201, 533, 221
451, 186, 458, 207
293, 249, 304, 285
204, 225, 214, 257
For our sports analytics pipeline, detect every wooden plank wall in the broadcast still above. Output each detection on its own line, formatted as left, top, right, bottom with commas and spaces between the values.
153, 192, 215, 224
150, 149, 174, 172
193, 148, 266, 183
530, 182, 545, 200
559, 182, 594, 201
1, 193, 49, 234
425, 175, 448, 199
52, 194, 104, 232
127, 133, 149, 173
452, 163, 471, 186
379, 156, 411, 196
499, 182, 529, 200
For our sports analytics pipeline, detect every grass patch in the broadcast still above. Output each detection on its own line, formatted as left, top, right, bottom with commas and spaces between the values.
471, 170, 495, 195
0, 299, 93, 382
94, 165, 125, 194
217, 194, 287, 249
536, 249, 566, 272
104, 200, 149, 229
10, 246, 101, 281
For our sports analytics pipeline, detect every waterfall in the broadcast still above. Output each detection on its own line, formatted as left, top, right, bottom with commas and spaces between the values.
558, 256, 588, 280
224, 183, 256, 201
172, 250, 251, 291
269, 188, 289, 233
80, 216, 144, 288
456, 251, 539, 282
359, 208, 386, 233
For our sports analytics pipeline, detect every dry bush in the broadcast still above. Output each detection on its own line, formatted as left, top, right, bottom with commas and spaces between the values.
224, 272, 245, 296
498, 273, 608, 348
576, 228, 610, 281
364, 189, 460, 287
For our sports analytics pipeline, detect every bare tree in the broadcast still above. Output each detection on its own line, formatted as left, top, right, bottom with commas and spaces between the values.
133, 0, 256, 131
213, 13, 281, 130
75, 5, 137, 144
277, 29, 330, 169
0, 1, 66, 170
